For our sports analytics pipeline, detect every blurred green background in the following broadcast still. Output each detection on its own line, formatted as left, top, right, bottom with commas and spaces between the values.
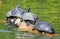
0, 0, 60, 39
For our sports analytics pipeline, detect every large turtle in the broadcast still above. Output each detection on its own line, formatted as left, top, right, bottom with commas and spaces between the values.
6, 4, 24, 24
5, 4, 24, 31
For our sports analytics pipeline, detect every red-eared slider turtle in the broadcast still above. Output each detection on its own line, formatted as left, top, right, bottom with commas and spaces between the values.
6, 4, 24, 24
22, 12, 38, 26
5, 5, 24, 31
35, 22, 55, 34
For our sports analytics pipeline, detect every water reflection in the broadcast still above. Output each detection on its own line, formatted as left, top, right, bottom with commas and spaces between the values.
13, 31, 60, 39
0, 30, 60, 39
4, 27, 60, 39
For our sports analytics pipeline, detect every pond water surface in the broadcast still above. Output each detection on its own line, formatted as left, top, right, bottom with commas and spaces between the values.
0, 30, 60, 39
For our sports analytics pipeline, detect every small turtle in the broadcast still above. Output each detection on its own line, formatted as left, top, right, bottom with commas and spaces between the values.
35, 22, 55, 34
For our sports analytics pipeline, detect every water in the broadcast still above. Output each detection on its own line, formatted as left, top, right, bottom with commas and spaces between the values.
0, 30, 10, 32
0, 30, 60, 39
0, 26, 60, 39
14, 31, 60, 39
4, 23, 60, 39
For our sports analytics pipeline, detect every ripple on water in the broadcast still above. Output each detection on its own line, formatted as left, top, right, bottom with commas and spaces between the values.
14, 31, 60, 39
